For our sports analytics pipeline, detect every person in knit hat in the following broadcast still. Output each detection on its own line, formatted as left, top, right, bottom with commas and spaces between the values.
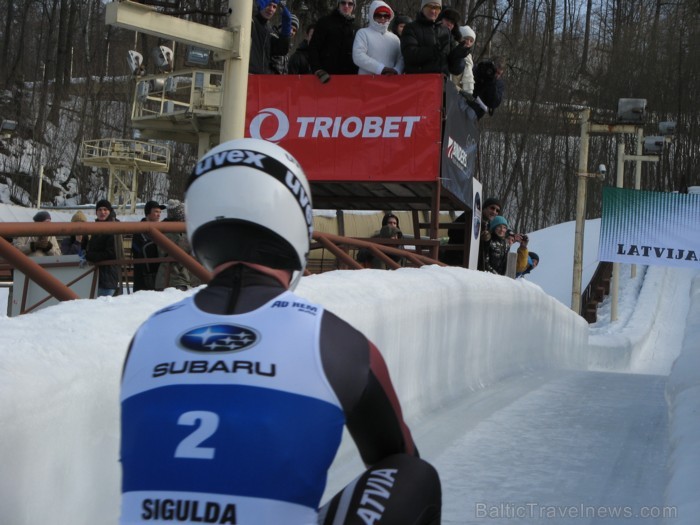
155, 200, 199, 291
165, 199, 185, 222
86, 199, 121, 297
33, 210, 51, 223
352, 0, 404, 75
288, 23, 315, 74
249, 0, 293, 74
60, 211, 90, 256
271, 13, 301, 74
401, 0, 468, 76
453, 25, 476, 95
131, 201, 166, 292
389, 13, 411, 36
437, 7, 461, 41
12, 210, 62, 257
480, 215, 510, 275
441, 196, 503, 267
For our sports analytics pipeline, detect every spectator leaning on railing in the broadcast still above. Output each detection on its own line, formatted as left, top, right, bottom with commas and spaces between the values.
12, 210, 62, 257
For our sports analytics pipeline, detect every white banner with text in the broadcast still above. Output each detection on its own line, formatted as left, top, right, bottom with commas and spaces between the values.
598, 187, 700, 269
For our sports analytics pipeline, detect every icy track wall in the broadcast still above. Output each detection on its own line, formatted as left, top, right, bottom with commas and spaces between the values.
587, 265, 671, 370
664, 273, 700, 525
0, 265, 590, 525
299, 266, 591, 424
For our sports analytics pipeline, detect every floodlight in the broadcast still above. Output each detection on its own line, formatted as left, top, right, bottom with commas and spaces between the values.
185, 46, 210, 67
617, 98, 647, 123
643, 136, 664, 155
136, 80, 150, 103
659, 121, 676, 136
164, 77, 178, 95
0, 119, 18, 132
151, 46, 174, 72
127, 50, 144, 76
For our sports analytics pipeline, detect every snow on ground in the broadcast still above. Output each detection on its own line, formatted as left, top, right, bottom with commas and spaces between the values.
0, 213, 698, 525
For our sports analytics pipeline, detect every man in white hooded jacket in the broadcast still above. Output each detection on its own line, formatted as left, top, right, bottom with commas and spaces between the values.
352, 0, 404, 75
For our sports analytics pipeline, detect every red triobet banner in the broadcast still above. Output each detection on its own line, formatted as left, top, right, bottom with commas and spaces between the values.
245, 75, 443, 182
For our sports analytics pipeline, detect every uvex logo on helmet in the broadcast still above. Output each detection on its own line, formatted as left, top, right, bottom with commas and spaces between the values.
249, 108, 423, 143
187, 148, 313, 241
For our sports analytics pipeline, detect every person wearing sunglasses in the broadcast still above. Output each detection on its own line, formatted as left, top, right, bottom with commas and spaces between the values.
400, 0, 468, 77
308, 0, 359, 83
442, 196, 503, 267
352, 0, 404, 75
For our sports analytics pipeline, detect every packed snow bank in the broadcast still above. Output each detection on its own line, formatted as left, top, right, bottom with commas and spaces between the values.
0, 265, 589, 525
298, 266, 590, 423
664, 273, 700, 525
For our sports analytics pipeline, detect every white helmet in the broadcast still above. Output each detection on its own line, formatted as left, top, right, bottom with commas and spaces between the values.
185, 138, 313, 288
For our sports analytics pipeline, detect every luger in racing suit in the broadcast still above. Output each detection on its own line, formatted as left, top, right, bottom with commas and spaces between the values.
121, 265, 441, 524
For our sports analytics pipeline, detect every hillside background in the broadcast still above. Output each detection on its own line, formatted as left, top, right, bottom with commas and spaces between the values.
0, 0, 698, 234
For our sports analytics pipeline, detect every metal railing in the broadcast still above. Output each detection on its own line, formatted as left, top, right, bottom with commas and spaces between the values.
80, 138, 170, 169
0, 222, 444, 314
132, 69, 224, 120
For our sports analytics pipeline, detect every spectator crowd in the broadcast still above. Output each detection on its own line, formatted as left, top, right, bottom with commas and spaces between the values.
8, 199, 200, 298
442, 197, 539, 277
356, 207, 538, 278
249, 0, 505, 120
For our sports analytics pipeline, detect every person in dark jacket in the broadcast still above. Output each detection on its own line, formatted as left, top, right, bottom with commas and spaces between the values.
436, 6, 462, 42
60, 211, 89, 257
308, 0, 358, 82
154, 200, 200, 291
271, 14, 300, 74
86, 199, 121, 297
356, 225, 404, 269
131, 200, 165, 292
249, 0, 292, 74
469, 56, 506, 119
443, 197, 502, 267
288, 24, 314, 74
400, 0, 467, 76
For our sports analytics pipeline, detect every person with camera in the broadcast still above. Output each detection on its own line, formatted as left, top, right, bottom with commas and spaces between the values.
249, 0, 293, 74
400, 0, 468, 76
481, 215, 510, 275
512, 232, 539, 277
468, 56, 506, 119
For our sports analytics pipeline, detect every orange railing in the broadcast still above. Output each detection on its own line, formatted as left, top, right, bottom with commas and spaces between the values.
0, 221, 444, 314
